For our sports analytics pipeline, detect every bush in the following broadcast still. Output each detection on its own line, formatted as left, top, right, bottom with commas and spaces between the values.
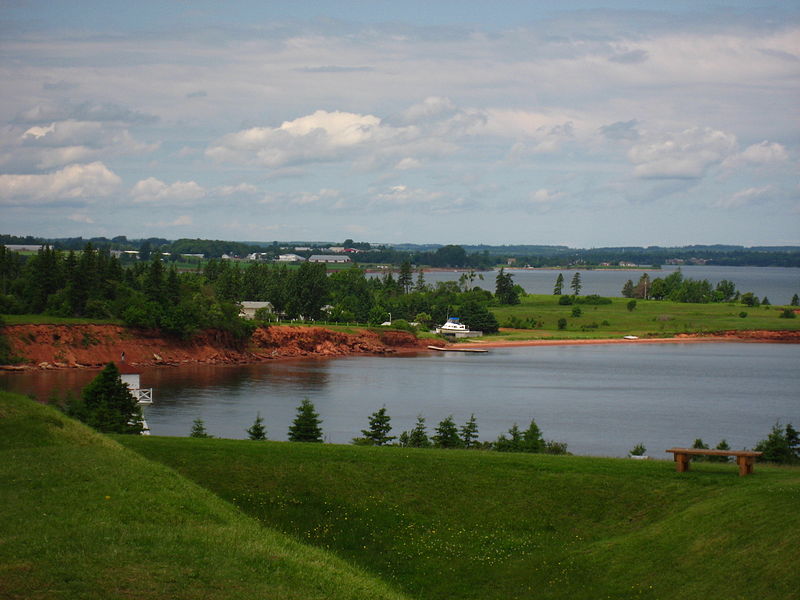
779, 308, 796, 319
571, 307, 582, 318
739, 311, 748, 318
754, 422, 799, 464
557, 318, 567, 330
629, 443, 647, 456
558, 295, 573, 305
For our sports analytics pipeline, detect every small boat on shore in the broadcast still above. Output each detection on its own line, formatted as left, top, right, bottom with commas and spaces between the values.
428, 345, 489, 353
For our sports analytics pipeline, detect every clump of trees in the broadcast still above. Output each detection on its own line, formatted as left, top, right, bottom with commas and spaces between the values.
60, 362, 144, 434
755, 422, 799, 464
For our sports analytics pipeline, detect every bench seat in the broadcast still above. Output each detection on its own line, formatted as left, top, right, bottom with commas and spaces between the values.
665, 448, 763, 476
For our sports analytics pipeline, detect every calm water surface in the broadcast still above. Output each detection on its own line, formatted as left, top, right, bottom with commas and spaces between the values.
3, 343, 797, 457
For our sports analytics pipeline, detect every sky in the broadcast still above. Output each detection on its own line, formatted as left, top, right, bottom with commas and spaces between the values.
1, 1, 798, 247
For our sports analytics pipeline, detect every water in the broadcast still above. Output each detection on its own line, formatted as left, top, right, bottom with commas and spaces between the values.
418, 266, 800, 305
3, 343, 798, 457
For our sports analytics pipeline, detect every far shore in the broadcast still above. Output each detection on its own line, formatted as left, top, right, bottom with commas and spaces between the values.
447, 330, 800, 349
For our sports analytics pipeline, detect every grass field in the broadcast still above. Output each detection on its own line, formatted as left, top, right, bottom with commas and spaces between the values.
117, 436, 800, 600
4, 392, 799, 599
488, 294, 800, 340
0, 393, 407, 600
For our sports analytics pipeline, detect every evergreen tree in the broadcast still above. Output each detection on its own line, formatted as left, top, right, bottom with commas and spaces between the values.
495, 423, 523, 452
288, 398, 323, 442
495, 268, 519, 305
77, 362, 143, 434
708, 439, 731, 463
754, 422, 800, 464
360, 406, 395, 446
460, 414, 479, 448
521, 419, 544, 453
621, 279, 634, 298
190, 418, 212, 438
553, 273, 564, 295
398, 261, 413, 294
691, 438, 709, 461
414, 269, 427, 293
791, 294, 799, 306
761, 296, 770, 306
570, 272, 582, 296
402, 415, 431, 448
247, 412, 267, 440
433, 415, 462, 448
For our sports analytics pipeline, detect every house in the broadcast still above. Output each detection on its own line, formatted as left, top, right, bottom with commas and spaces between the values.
308, 255, 351, 264
239, 301, 274, 319
276, 253, 305, 262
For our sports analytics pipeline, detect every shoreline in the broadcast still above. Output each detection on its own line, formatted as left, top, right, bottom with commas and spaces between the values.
447, 330, 800, 349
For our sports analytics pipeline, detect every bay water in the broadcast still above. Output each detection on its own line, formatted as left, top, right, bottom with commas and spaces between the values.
3, 342, 797, 458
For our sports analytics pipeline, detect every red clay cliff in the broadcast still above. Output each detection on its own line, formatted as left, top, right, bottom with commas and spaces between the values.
1, 324, 428, 370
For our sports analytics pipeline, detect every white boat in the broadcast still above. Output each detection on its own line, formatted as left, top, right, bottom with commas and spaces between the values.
436, 317, 468, 334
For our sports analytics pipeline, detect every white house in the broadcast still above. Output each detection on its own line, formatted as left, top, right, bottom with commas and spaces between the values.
239, 301, 274, 319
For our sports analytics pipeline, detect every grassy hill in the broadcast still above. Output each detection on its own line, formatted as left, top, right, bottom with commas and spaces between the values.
0, 392, 407, 600
3, 392, 798, 599
118, 436, 800, 600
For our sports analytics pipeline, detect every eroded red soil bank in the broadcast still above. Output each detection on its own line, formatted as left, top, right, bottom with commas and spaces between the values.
1, 324, 427, 370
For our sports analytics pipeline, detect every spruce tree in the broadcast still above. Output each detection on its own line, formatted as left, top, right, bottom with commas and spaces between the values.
570, 272, 582, 296
288, 398, 323, 442
361, 406, 395, 446
79, 362, 143, 434
495, 423, 522, 452
521, 419, 544, 453
433, 415, 462, 448
553, 273, 564, 295
460, 414, 479, 448
404, 415, 431, 448
190, 418, 212, 438
708, 439, 731, 463
247, 412, 267, 440
691, 438, 709, 461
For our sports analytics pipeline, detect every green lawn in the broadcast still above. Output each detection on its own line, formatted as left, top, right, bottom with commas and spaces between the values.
488, 294, 800, 340
4, 392, 798, 599
119, 435, 800, 600
0, 393, 407, 600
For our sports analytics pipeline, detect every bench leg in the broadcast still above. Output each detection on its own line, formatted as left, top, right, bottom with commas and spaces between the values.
674, 453, 690, 473
737, 456, 755, 476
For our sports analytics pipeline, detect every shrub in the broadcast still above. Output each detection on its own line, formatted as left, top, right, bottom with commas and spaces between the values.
754, 422, 799, 464
779, 308, 796, 319
190, 418, 212, 438
629, 443, 647, 456
739, 311, 748, 318
571, 306, 582, 318
557, 318, 567, 330
558, 295, 573, 305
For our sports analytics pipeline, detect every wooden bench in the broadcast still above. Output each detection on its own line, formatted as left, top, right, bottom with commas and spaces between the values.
665, 448, 763, 476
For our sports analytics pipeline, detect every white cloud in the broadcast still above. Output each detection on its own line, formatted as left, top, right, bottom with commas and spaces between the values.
401, 96, 457, 123
0, 162, 121, 203
216, 183, 259, 196
395, 157, 422, 170
67, 213, 95, 223
261, 188, 343, 208
714, 185, 776, 209
628, 127, 738, 179
131, 177, 206, 204
207, 110, 416, 168
722, 141, 790, 169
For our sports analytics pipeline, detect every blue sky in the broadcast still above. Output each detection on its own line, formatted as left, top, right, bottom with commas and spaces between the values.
1, 1, 798, 246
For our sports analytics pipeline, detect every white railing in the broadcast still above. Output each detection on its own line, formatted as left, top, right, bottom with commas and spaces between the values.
133, 388, 153, 404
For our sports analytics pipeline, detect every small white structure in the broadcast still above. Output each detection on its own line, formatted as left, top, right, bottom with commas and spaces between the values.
308, 255, 351, 263
435, 317, 483, 339
239, 301, 274, 319
117, 361, 153, 435
276, 253, 304, 262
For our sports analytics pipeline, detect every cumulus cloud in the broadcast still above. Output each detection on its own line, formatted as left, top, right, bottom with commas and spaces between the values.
394, 157, 422, 170
131, 177, 206, 204
67, 213, 95, 223
216, 183, 259, 196
722, 141, 789, 169
206, 110, 416, 168
628, 127, 737, 179
261, 188, 343, 209
0, 162, 121, 204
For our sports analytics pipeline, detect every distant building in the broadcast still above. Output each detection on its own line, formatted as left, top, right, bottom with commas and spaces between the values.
239, 301, 274, 319
276, 253, 304, 262
4, 244, 43, 252
308, 255, 351, 264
